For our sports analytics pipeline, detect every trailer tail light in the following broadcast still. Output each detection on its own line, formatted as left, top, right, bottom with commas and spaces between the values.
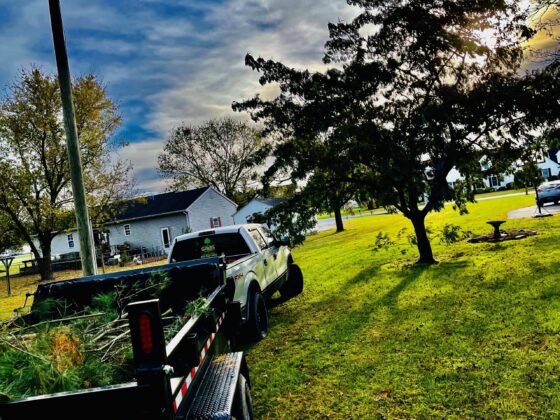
537, 188, 541, 193
138, 313, 154, 355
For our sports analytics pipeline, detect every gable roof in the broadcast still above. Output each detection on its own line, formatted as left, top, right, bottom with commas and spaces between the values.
114, 187, 210, 222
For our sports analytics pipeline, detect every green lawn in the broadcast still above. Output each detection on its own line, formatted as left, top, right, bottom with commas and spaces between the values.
316, 189, 530, 219
245, 194, 560, 418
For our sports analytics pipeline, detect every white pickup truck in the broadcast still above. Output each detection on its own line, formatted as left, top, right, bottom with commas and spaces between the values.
168, 224, 304, 341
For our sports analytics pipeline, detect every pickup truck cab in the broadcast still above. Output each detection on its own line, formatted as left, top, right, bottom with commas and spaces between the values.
168, 224, 304, 341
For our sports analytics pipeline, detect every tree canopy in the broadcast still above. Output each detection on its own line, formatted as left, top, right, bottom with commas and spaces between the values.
235, 0, 560, 263
158, 118, 267, 203
0, 68, 132, 279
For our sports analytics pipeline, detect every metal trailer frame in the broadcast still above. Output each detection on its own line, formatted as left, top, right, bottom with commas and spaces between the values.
0, 258, 250, 420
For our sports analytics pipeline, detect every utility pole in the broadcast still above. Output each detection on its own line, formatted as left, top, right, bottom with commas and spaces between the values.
48, 0, 97, 276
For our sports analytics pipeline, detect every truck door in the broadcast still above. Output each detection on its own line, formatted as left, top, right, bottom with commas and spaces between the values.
248, 228, 277, 288
258, 226, 287, 281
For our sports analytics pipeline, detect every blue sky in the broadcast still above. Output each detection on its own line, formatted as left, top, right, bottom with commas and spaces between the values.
0, 0, 357, 192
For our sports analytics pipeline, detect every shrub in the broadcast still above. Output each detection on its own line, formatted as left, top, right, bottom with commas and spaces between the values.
440, 224, 471, 245
372, 232, 395, 252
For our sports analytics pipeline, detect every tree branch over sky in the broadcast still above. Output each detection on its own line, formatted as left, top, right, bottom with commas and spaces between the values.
158, 118, 267, 203
236, 0, 560, 263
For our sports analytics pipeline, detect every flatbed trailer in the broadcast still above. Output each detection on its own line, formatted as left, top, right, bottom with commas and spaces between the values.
0, 257, 253, 420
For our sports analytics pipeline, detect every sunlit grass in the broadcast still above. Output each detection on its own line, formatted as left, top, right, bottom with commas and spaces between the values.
245, 194, 560, 418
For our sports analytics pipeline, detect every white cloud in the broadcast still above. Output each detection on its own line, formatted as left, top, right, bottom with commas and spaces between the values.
0, 0, 359, 192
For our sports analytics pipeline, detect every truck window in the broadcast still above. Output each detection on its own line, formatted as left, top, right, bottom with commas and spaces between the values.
258, 226, 276, 247
249, 229, 267, 250
170, 233, 251, 263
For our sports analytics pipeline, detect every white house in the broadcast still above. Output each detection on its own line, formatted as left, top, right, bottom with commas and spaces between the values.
446, 149, 560, 190
38, 186, 238, 258
233, 198, 285, 225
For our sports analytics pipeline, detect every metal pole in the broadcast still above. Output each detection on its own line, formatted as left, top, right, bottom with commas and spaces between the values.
48, 0, 97, 276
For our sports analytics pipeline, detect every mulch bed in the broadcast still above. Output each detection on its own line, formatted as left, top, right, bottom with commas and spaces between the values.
468, 230, 537, 243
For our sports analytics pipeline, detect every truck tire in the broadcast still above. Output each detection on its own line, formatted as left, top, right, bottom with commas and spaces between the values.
245, 291, 268, 341
279, 264, 304, 299
232, 374, 253, 420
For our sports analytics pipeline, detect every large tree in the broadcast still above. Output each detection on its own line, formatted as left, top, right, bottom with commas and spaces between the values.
0, 68, 132, 280
262, 134, 358, 233
158, 118, 267, 203
236, 0, 560, 263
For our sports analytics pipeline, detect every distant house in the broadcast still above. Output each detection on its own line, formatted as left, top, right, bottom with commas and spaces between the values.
446, 149, 560, 191
41, 186, 238, 258
233, 197, 285, 225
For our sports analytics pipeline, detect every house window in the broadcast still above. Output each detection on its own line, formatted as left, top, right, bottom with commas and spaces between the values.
161, 227, 171, 249
124, 224, 131, 236
210, 217, 222, 228
542, 168, 551, 178
489, 176, 499, 188
68, 234, 75, 249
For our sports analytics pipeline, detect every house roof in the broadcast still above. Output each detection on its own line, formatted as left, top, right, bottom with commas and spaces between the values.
114, 187, 210, 222
253, 197, 286, 207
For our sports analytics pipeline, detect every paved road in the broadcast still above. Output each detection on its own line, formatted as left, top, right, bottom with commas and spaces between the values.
315, 211, 388, 232
477, 191, 534, 201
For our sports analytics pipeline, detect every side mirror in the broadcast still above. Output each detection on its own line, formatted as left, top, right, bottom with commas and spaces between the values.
276, 238, 291, 247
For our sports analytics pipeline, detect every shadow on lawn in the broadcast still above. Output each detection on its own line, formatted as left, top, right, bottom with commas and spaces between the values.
310, 264, 429, 347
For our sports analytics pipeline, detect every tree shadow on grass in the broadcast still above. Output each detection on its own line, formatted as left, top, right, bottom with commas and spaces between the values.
311, 264, 430, 347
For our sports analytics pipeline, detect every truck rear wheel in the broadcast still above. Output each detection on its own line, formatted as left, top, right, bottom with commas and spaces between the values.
232, 374, 253, 420
245, 291, 268, 341
279, 264, 304, 299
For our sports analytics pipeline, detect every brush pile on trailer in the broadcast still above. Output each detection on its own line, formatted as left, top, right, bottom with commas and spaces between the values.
0, 269, 208, 401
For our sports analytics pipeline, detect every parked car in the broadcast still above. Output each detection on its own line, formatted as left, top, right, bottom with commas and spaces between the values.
536, 180, 560, 207
168, 224, 304, 341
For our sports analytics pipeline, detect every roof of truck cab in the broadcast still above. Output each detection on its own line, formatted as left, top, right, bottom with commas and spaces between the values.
174, 224, 263, 243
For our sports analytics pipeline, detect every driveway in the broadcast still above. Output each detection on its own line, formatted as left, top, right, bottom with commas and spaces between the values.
508, 203, 560, 219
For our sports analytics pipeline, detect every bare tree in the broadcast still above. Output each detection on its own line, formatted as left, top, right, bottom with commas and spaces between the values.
158, 118, 266, 202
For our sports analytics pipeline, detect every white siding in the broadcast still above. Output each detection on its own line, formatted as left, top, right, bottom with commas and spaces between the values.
107, 213, 189, 252
187, 188, 237, 232
34, 231, 80, 257
38, 187, 238, 256
233, 200, 272, 224
537, 157, 560, 179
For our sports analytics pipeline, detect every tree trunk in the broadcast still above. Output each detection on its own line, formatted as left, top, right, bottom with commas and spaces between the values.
38, 238, 53, 280
334, 207, 344, 232
410, 213, 436, 264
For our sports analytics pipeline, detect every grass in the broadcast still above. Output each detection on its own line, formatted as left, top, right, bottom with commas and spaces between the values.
316, 207, 382, 220
0, 253, 35, 277
0, 259, 166, 321
316, 189, 530, 220
244, 194, 560, 418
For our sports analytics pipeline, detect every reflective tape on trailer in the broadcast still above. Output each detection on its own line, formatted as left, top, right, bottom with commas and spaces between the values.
172, 312, 226, 413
